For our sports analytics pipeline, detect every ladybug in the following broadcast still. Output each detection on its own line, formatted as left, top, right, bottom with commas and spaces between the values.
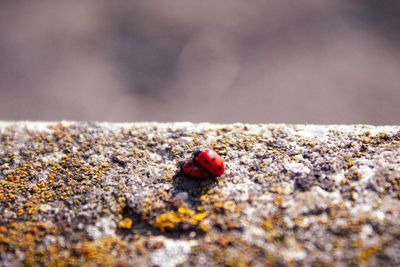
182, 160, 212, 179
182, 148, 225, 178
192, 148, 225, 177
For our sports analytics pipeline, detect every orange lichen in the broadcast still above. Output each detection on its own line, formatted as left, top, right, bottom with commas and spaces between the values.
356, 243, 382, 263
71, 237, 130, 266
274, 195, 284, 207
264, 217, 274, 231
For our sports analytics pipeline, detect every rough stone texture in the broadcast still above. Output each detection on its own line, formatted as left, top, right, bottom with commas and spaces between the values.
0, 122, 400, 266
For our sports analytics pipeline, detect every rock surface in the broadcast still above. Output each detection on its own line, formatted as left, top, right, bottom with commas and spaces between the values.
0, 122, 400, 266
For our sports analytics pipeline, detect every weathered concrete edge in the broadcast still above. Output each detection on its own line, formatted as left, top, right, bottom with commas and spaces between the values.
1, 120, 399, 132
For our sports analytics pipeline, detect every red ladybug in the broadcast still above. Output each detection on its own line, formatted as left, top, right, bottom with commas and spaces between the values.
182, 148, 225, 178
182, 160, 212, 179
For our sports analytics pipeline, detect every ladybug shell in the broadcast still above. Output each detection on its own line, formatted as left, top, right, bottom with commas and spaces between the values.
193, 148, 224, 177
182, 160, 212, 179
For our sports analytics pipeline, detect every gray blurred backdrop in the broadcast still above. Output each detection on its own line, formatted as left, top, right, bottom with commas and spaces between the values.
0, 1, 399, 124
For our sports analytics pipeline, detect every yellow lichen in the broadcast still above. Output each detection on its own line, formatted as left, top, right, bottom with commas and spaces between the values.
154, 212, 180, 232
344, 159, 355, 169
153, 207, 208, 232
118, 218, 133, 229
191, 212, 208, 222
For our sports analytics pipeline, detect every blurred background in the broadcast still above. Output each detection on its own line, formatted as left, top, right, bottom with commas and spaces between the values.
0, 1, 399, 124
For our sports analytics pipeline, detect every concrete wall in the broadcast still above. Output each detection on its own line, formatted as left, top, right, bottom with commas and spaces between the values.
1, 122, 399, 265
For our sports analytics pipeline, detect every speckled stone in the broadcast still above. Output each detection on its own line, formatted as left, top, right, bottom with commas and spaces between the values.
0, 122, 400, 266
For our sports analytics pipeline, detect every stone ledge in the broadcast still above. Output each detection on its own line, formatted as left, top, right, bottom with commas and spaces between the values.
0, 122, 399, 266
